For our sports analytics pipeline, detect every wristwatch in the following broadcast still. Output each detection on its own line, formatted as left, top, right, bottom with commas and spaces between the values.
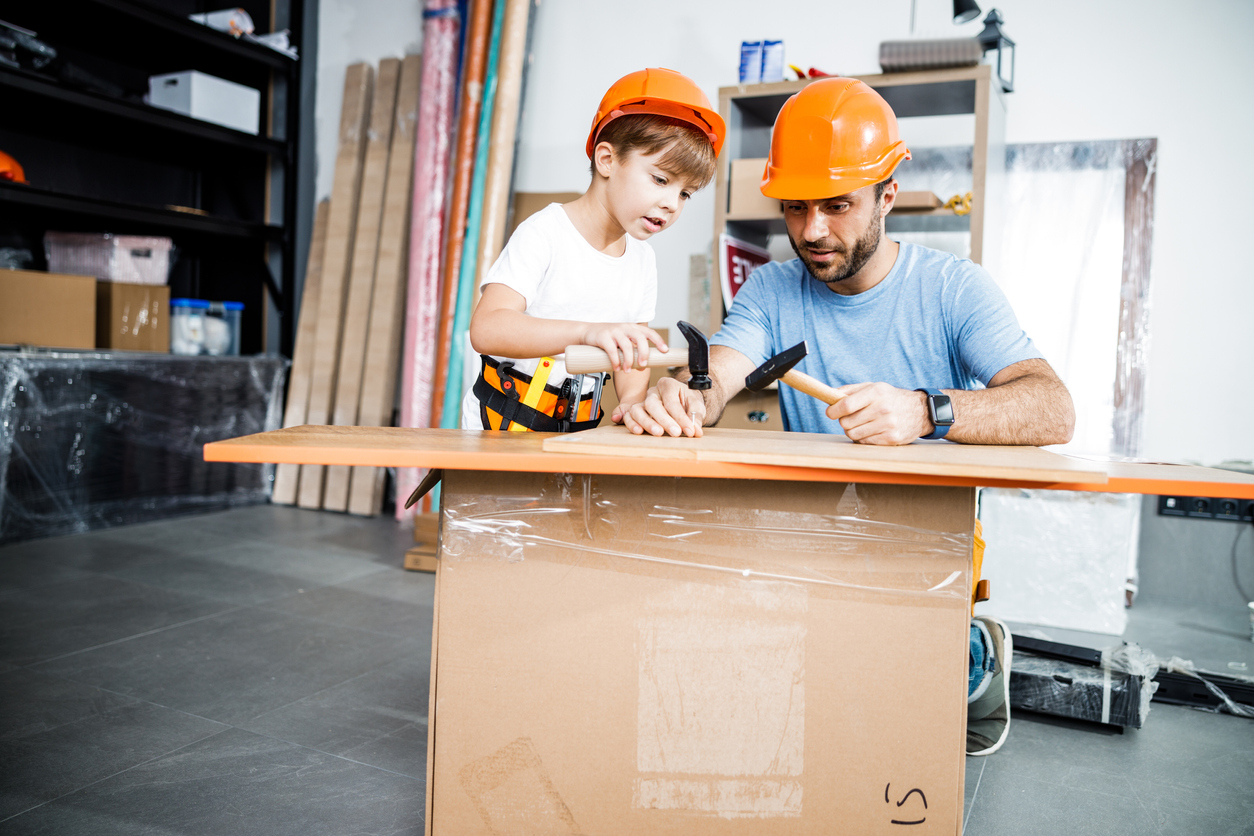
916, 388, 955, 439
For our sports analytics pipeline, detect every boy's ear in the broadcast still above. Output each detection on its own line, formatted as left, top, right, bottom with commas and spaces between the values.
593, 141, 617, 178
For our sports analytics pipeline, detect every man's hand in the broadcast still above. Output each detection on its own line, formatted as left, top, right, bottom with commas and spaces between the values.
620, 377, 706, 437
581, 323, 667, 371
826, 382, 930, 445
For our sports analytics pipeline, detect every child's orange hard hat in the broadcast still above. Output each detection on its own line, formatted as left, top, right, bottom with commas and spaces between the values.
585, 68, 726, 159
760, 77, 910, 200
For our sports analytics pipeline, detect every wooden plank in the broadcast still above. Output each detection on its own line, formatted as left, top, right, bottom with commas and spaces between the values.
543, 426, 1108, 484
271, 198, 329, 505
473, 0, 532, 297
323, 58, 401, 512
398, 2, 461, 521
346, 53, 423, 517
297, 62, 373, 509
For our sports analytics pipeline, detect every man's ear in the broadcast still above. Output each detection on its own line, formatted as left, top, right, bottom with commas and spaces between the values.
879, 179, 900, 218
593, 142, 617, 178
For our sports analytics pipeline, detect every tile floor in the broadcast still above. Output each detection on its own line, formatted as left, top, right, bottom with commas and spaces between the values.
1, 505, 1252, 835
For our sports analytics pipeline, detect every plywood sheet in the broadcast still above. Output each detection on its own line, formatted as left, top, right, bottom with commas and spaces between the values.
272, 199, 330, 505
543, 426, 1106, 484
298, 62, 373, 509
346, 53, 423, 518
323, 58, 401, 512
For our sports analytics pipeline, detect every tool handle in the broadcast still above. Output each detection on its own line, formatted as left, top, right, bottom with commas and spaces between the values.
563, 345, 689, 374
781, 368, 846, 405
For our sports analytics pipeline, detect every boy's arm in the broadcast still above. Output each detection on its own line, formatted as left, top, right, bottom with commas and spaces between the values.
470, 284, 667, 370
607, 322, 657, 422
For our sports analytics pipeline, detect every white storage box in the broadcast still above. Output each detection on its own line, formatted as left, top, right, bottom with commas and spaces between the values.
45, 232, 173, 285
147, 70, 260, 135
170, 298, 243, 356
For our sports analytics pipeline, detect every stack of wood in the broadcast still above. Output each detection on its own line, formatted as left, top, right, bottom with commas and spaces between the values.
271, 56, 422, 514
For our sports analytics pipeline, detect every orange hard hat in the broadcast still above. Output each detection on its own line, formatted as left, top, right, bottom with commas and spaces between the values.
760, 77, 910, 200
0, 150, 26, 184
585, 67, 726, 159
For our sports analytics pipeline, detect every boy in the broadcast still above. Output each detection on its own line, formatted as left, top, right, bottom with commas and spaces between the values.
462, 68, 724, 432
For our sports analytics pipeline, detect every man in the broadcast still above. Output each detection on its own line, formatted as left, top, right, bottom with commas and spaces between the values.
622, 77, 1076, 756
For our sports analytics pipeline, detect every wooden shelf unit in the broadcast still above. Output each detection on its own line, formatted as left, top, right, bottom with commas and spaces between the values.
707, 64, 1007, 337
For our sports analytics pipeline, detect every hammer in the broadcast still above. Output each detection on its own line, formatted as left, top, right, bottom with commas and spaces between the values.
744, 341, 845, 405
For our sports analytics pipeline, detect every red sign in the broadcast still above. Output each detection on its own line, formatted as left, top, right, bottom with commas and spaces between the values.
719, 234, 771, 312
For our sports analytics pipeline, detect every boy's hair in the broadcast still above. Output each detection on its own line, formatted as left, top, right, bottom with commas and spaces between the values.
592, 114, 717, 190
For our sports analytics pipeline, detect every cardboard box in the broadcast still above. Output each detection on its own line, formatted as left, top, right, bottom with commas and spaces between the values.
429, 469, 976, 834
715, 387, 787, 432
96, 282, 170, 352
728, 157, 781, 219
0, 268, 96, 349
893, 191, 944, 212
147, 70, 261, 135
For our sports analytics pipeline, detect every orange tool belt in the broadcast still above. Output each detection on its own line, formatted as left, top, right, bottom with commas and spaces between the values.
472, 355, 604, 432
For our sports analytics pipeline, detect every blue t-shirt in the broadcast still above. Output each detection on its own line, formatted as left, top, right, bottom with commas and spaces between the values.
711, 243, 1041, 433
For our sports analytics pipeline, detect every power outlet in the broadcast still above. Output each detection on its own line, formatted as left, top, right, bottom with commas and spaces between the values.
1158, 495, 1254, 521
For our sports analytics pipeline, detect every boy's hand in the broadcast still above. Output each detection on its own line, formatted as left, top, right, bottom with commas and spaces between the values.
581, 324, 667, 371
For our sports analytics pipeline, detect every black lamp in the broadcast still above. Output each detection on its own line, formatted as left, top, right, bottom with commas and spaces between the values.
952, 0, 981, 25
977, 9, 1015, 92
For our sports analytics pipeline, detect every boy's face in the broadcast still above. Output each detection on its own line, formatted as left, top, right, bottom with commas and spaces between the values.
599, 144, 699, 241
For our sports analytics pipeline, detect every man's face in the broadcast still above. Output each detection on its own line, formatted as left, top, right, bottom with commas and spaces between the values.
782, 185, 884, 286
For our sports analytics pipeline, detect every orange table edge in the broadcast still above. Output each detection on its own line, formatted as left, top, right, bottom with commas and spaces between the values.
202, 427, 1254, 499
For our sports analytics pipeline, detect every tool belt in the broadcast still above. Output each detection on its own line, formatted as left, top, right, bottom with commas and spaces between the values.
473, 355, 604, 432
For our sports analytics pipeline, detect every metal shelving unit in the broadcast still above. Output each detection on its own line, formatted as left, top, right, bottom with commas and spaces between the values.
0, 0, 305, 356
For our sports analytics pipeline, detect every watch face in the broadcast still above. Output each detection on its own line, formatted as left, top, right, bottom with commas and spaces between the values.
932, 394, 954, 426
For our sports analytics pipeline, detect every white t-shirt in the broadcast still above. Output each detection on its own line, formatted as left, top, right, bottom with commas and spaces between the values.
460, 203, 657, 429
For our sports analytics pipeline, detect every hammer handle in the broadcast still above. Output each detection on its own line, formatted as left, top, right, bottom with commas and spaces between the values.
782, 368, 845, 405
564, 345, 689, 374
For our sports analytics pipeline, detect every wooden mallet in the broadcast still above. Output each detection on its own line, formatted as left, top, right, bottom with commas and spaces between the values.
744, 341, 845, 406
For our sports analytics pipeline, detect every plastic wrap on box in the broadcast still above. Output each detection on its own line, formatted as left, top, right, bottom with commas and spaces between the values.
1010, 644, 1159, 728
45, 232, 174, 285
976, 488, 1139, 635
0, 349, 286, 544
430, 471, 979, 831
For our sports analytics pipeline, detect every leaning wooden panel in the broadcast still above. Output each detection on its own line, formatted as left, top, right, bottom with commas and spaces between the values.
348, 53, 423, 517
272, 198, 329, 505
297, 62, 373, 509
323, 58, 402, 512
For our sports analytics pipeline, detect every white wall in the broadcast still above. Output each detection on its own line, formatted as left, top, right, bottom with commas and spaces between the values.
314, 0, 1254, 465
314, 0, 424, 202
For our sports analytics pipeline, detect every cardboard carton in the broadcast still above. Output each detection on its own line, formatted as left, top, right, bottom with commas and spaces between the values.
0, 268, 96, 349
428, 469, 976, 834
96, 282, 170, 352
728, 158, 781, 219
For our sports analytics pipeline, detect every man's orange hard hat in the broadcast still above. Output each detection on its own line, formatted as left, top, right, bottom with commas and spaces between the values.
760, 77, 910, 200
585, 68, 726, 159
0, 150, 27, 184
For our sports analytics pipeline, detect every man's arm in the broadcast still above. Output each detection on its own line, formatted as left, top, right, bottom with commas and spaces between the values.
620, 345, 757, 437
828, 358, 1075, 446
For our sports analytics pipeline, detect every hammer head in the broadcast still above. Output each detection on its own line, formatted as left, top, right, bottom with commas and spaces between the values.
744, 341, 808, 392
676, 320, 711, 390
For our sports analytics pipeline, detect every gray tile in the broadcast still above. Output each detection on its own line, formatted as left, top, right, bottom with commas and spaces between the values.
0, 669, 136, 741
963, 757, 985, 829
0, 576, 229, 667
0, 727, 423, 836
193, 540, 389, 586
0, 553, 95, 590
0, 532, 182, 575
243, 652, 429, 759
341, 722, 428, 780
35, 606, 427, 726
266, 567, 434, 637
0, 701, 226, 820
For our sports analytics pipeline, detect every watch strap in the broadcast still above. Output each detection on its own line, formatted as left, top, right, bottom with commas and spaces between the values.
916, 388, 952, 440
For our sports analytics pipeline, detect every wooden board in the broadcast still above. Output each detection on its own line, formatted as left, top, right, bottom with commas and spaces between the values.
397, 2, 461, 521
473, 0, 532, 295
543, 426, 1106, 484
323, 57, 402, 512
297, 63, 373, 509
272, 198, 329, 505
346, 53, 423, 518
204, 425, 1254, 498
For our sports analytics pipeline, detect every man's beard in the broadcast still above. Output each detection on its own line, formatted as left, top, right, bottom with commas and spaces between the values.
789, 208, 882, 285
